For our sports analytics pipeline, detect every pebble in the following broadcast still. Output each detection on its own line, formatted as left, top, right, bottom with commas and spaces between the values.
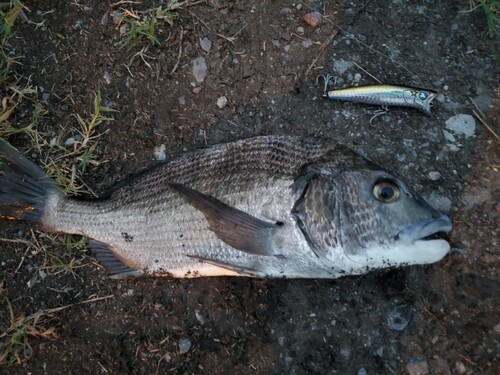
442, 130, 456, 143
192, 87, 202, 94
178, 96, 186, 105
200, 37, 212, 52
428, 171, 441, 181
217, 96, 228, 108
65, 137, 76, 147
387, 305, 412, 331
333, 59, 353, 74
445, 114, 476, 138
296, 26, 305, 35
455, 361, 467, 374
357, 368, 367, 375
103, 71, 112, 84
178, 338, 192, 354
303, 12, 322, 27
427, 191, 452, 212
192, 57, 208, 83
462, 187, 492, 208
494, 322, 500, 333
473, 93, 491, 113
42, 93, 50, 101
153, 144, 166, 162
432, 355, 451, 375
354, 73, 361, 82
195, 309, 206, 325
406, 357, 429, 375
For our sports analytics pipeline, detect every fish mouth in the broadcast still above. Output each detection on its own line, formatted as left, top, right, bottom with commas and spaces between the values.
395, 215, 452, 244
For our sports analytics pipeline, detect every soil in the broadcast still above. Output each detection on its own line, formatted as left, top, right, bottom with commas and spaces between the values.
0, 0, 499, 374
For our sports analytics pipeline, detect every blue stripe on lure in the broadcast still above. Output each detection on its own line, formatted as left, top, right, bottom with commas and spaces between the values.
324, 85, 437, 115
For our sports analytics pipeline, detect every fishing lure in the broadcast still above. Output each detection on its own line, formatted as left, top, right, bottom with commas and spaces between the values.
317, 74, 437, 119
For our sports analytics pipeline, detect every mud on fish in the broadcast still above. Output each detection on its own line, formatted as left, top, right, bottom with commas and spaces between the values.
0, 135, 452, 279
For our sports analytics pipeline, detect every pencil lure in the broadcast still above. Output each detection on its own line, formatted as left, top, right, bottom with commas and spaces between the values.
324, 85, 437, 114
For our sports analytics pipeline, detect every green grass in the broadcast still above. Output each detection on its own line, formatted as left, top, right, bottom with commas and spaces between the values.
479, 0, 499, 36
116, 6, 177, 50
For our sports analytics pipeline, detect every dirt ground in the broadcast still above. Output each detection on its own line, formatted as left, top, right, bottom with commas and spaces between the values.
0, 0, 499, 374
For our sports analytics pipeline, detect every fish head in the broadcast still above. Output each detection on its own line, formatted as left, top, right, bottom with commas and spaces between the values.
334, 169, 452, 271
404, 89, 437, 114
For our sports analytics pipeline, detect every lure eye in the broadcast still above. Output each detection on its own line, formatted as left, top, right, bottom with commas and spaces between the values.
417, 91, 429, 101
373, 180, 400, 203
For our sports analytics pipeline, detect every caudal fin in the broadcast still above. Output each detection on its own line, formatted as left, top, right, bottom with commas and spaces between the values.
0, 139, 60, 224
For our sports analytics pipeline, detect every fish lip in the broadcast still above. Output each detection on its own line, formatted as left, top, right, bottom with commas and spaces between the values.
394, 214, 452, 243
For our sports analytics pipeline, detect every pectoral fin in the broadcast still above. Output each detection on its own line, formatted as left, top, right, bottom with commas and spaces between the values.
168, 182, 282, 256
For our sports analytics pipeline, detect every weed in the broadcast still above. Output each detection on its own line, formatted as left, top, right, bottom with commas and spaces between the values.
0, 298, 57, 366
115, 6, 177, 50
479, 0, 499, 36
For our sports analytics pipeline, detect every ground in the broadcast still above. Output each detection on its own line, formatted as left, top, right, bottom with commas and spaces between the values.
0, 0, 499, 374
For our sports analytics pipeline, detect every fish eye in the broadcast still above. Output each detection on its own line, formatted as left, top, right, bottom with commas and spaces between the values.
417, 91, 429, 101
373, 180, 400, 203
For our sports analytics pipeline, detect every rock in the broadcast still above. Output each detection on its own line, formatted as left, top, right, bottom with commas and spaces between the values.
195, 309, 206, 325
387, 305, 412, 331
455, 361, 467, 374
178, 338, 192, 354
357, 368, 367, 375
103, 71, 112, 84
65, 137, 76, 147
333, 59, 353, 74
494, 322, 500, 333
427, 191, 452, 212
473, 93, 491, 113
445, 114, 476, 138
303, 12, 322, 27
192, 87, 202, 94
428, 171, 441, 181
442, 129, 456, 143
296, 26, 305, 35
406, 357, 429, 375
192, 57, 208, 83
178, 96, 186, 105
217, 96, 228, 108
153, 144, 166, 162
462, 187, 492, 208
432, 355, 451, 375
354, 73, 361, 82
42, 93, 50, 101
200, 37, 212, 52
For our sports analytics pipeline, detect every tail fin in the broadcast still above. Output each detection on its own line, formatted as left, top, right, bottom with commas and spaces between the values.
0, 139, 60, 224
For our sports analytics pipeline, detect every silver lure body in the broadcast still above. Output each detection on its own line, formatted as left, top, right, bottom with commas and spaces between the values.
0, 135, 452, 279
325, 85, 436, 114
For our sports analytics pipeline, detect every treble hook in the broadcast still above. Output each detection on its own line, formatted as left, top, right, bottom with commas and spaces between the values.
315, 74, 337, 97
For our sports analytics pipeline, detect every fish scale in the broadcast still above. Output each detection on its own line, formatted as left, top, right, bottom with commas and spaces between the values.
0, 135, 452, 279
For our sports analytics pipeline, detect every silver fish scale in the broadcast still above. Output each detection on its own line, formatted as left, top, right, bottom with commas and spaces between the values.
43, 135, 349, 277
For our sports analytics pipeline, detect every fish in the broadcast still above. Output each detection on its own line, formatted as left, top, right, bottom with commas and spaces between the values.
317, 75, 437, 114
0, 135, 452, 279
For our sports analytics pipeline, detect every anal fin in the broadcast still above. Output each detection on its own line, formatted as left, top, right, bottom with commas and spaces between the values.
88, 239, 143, 279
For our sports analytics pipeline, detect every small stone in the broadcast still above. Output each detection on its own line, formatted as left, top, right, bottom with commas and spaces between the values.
195, 309, 206, 325
445, 114, 476, 138
217, 96, 228, 109
65, 137, 76, 147
427, 191, 452, 212
473, 93, 491, 113
153, 144, 166, 162
494, 322, 500, 333
432, 355, 451, 375
303, 11, 322, 27
428, 171, 441, 181
442, 129, 456, 143
103, 71, 112, 84
200, 37, 212, 52
354, 73, 361, 82
462, 187, 492, 208
357, 368, 367, 375
296, 26, 305, 35
192, 57, 208, 83
271, 39, 281, 48
192, 87, 202, 94
178, 96, 186, 105
406, 357, 429, 375
333, 59, 353, 74
178, 338, 192, 354
42, 93, 50, 101
387, 305, 412, 331
280, 7, 292, 15
455, 361, 466, 374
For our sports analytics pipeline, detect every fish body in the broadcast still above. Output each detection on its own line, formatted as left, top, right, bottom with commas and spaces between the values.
325, 85, 437, 114
0, 135, 451, 279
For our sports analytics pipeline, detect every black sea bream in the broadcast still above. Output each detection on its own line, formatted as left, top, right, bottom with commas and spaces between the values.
0, 135, 452, 278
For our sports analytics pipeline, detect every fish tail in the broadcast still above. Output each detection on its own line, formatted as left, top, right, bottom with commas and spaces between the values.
0, 139, 61, 226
